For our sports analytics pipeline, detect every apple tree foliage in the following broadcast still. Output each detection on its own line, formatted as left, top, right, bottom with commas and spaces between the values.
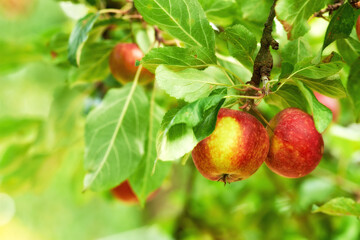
1, 0, 360, 237
62, 0, 360, 209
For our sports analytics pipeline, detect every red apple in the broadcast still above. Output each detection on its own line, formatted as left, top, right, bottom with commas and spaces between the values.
314, 92, 340, 121
0, 0, 35, 19
356, 15, 360, 41
191, 108, 269, 183
266, 108, 324, 178
109, 43, 154, 84
111, 180, 158, 204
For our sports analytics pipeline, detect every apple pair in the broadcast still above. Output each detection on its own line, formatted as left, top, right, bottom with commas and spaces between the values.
192, 107, 324, 182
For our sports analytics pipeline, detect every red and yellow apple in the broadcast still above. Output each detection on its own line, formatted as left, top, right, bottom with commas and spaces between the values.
266, 108, 324, 178
314, 92, 340, 121
191, 108, 269, 183
109, 43, 154, 84
111, 180, 158, 204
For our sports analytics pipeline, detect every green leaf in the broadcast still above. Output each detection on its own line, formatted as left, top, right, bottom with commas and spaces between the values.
265, 83, 308, 111
279, 62, 294, 79
68, 13, 99, 66
336, 37, 360, 65
323, 3, 355, 50
0, 40, 43, 74
69, 41, 116, 84
198, 0, 236, 26
284, 53, 346, 98
141, 46, 216, 73
0, 118, 42, 140
293, 75, 346, 98
347, 57, 360, 122
133, 24, 155, 53
217, 55, 252, 83
155, 65, 232, 102
281, 37, 311, 64
296, 81, 332, 133
276, 0, 328, 39
236, 0, 272, 25
134, 0, 215, 50
220, 24, 257, 71
84, 84, 149, 191
292, 55, 344, 79
129, 104, 172, 205
157, 89, 226, 161
312, 197, 360, 217
0, 143, 32, 168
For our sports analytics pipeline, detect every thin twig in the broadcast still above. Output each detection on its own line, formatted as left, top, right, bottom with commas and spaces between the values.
312, 0, 344, 20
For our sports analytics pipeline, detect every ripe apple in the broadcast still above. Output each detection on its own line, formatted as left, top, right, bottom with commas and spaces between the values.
0, 0, 35, 20
111, 180, 157, 204
266, 108, 324, 178
191, 108, 269, 183
109, 43, 154, 84
356, 15, 360, 41
314, 92, 340, 121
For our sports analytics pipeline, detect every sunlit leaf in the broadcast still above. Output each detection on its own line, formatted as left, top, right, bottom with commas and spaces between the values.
129, 104, 172, 205
281, 37, 311, 64
69, 41, 116, 84
313, 197, 360, 217
157, 89, 226, 161
296, 81, 332, 133
134, 0, 215, 50
68, 13, 99, 66
220, 24, 257, 71
142, 46, 216, 73
155, 65, 232, 102
276, 0, 327, 39
84, 84, 149, 191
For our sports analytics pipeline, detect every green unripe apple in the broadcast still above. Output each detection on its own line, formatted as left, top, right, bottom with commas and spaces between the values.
192, 108, 270, 183
266, 108, 324, 178
109, 43, 154, 84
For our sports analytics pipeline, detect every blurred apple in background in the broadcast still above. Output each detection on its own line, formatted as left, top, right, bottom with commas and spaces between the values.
356, 15, 360, 41
111, 180, 158, 204
109, 43, 154, 85
0, 0, 36, 20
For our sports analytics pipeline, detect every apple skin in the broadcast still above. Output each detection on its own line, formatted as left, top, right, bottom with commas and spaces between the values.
266, 108, 324, 178
356, 15, 360, 41
111, 180, 157, 204
314, 92, 340, 121
109, 43, 154, 84
191, 108, 269, 183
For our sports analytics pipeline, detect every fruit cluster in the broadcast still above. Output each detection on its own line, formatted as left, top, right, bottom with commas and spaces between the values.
192, 107, 324, 182
107, 42, 328, 204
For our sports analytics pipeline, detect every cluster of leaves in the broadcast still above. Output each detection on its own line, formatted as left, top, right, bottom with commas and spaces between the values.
1, 0, 360, 235
63, 0, 357, 195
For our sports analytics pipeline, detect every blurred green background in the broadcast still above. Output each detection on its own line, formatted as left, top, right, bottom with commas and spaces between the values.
1, 0, 360, 239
